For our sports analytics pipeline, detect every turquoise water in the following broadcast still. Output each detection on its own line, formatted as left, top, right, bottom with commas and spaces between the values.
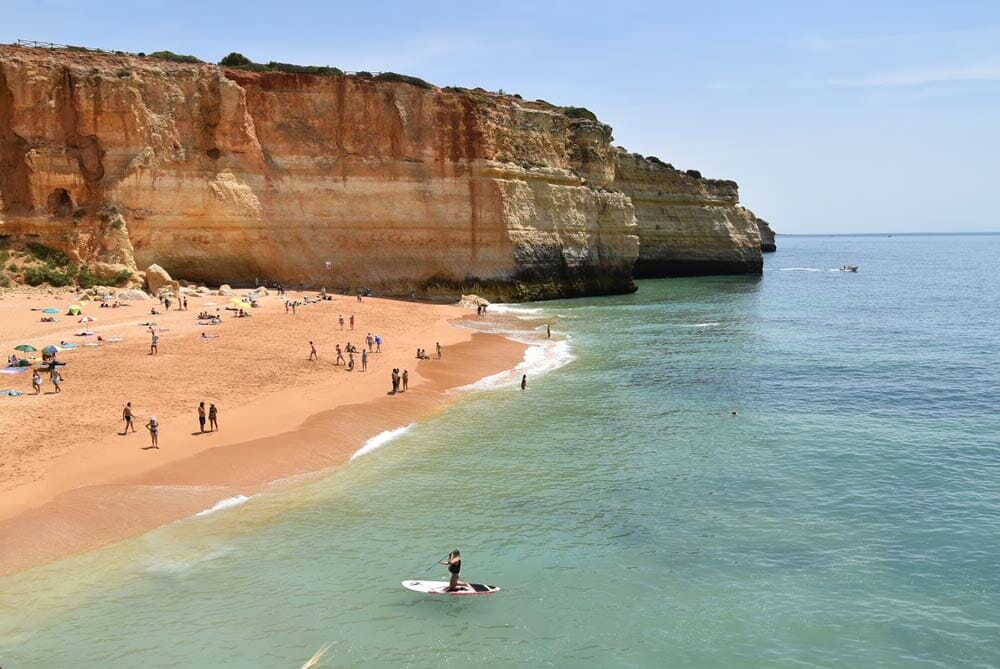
3, 235, 1000, 668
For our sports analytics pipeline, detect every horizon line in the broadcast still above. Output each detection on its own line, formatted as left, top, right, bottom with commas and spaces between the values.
776, 231, 1000, 237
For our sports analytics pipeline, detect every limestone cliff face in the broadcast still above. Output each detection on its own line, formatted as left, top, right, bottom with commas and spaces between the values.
613, 151, 763, 277
0, 46, 637, 299
757, 218, 776, 252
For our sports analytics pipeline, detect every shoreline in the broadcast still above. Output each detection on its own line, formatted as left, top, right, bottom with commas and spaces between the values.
0, 291, 527, 575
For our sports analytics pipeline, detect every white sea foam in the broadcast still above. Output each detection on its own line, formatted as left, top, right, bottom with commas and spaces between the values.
452, 338, 576, 393
690, 322, 720, 327
194, 494, 252, 517
779, 267, 825, 272
351, 423, 415, 460
486, 304, 545, 316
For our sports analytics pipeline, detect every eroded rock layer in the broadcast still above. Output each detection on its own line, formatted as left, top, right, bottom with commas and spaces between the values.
0, 46, 637, 299
757, 218, 777, 252
613, 152, 763, 277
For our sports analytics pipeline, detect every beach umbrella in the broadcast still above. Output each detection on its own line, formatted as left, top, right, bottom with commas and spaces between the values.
78, 316, 96, 323
14, 344, 37, 352
67, 304, 81, 315
42, 307, 59, 314
42, 345, 59, 355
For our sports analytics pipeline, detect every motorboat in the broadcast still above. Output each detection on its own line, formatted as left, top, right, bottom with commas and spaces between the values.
839, 265, 859, 272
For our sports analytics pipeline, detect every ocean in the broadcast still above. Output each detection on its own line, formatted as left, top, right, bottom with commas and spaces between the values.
2, 234, 999, 668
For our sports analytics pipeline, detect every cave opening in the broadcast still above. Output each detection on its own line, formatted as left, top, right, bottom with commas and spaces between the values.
47, 189, 74, 217
206, 147, 221, 160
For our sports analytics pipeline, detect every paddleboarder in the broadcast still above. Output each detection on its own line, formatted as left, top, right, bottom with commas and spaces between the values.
439, 549, 467, 592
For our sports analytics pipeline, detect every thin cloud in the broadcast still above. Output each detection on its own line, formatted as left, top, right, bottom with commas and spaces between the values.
791, 26, 1000, 51
825, 64, 1000, 87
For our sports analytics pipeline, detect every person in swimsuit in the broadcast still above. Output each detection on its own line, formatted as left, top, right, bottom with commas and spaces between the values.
208, 403, 218, 431
31, 370, 42, 395
50, 367, 63, 393
123, 401, 136, 433
198, 401, 206, 432
145, 416, 159, 448
440, 549, 467, 592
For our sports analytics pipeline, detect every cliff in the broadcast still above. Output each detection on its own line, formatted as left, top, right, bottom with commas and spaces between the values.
0, 45, 636, 300
613, 151, 763, 277
0, 44, 769, 298
757, 218, 776, 252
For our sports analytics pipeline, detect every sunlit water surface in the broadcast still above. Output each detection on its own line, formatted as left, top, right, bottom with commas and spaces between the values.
2, 235, 999, 668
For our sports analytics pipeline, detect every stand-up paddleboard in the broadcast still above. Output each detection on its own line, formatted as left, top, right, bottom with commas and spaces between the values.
402, 580, 501, 595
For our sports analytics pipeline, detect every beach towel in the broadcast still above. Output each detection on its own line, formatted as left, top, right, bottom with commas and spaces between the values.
0, 389, 23, 396
107, 337, 124, 343
0, 367, 28, 375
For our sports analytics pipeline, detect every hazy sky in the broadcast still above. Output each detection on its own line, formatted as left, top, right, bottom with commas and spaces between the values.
4, 0, 998, 233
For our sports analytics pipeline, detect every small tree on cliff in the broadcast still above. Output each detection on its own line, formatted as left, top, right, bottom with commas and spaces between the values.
220, 52, 252, 67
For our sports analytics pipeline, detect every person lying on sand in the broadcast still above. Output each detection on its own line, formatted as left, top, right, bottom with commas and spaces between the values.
201, 333, 219, 339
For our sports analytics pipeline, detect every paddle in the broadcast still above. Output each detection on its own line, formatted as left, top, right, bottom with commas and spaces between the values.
415, 553, 451, 576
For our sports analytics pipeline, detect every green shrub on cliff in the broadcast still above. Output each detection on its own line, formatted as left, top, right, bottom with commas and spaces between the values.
219, 53, 344, 76
563, 107, 598, 122
149, 50, 203, 64
375, 72, 433, 89
220, 52, 252, 67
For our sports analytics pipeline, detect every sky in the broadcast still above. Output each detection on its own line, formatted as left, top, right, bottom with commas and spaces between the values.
3, 0, 999, 233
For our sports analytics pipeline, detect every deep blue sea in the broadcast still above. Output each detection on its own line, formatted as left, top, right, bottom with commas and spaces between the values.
2, 234, 999, 668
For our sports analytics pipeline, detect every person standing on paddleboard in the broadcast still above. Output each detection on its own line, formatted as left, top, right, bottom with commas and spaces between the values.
440, 549, 467, 592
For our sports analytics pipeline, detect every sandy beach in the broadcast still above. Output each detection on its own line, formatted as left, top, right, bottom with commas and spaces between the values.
0, 289, 525, 575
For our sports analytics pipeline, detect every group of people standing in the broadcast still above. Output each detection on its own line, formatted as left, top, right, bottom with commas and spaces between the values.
390, 368, 409, 394
121, 400, 219, 449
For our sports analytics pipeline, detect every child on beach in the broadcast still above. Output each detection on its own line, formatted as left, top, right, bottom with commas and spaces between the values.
309, 341, 318, 361
50, 367, 63, 393
31, 370, 42, 395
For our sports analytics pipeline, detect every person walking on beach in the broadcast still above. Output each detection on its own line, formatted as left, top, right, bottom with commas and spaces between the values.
366, 333, 374, 352
391, 368, 399, 394
145, 416, 159, 449
361, 349, 368, 371
375, 335, 382, 353
31, 369, 42, 395
150, 330, 159, 356
521, 374, 527, 391
209, 403, 219, 432
546, 324, 551, 338
402, 369, 409, 392
309, 341, 318, 361
348, 352, 355, 371
285, 301, 290, 314
349, 314, 355, 330
339, 314, 345, 330
336, 345, 345, 366
50, 366, 63, 393
198, 402, 207, 433
123, 401, 136, 433
436, 342, 442, 359
291, 301, 297, 315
